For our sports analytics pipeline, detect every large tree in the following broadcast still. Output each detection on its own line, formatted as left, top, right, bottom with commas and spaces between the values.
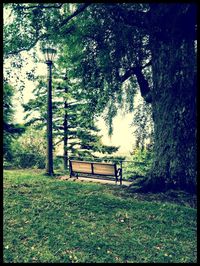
141, 4, 196, 192
61, 3, 197, 192
4, 3, 197, 192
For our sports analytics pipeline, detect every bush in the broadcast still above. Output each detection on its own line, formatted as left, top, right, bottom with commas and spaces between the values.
12, 151, 46, 169
123, 148, 154, 180
53, 156, 64, 170
9, 127, 46, 169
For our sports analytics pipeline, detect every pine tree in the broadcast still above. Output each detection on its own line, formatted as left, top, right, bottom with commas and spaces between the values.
23, 71, 119, 170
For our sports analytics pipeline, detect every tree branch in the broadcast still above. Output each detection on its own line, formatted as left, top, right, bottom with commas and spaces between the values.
5, 3, 91, 56
134, 66, 152, 103
119, 68, 135, 83
142, 60, 152, 69
118, 61, 152, 103
5, 35, 42, 57
58, 3, 91, 28
54, 138, 64, 146
118, 60, 151, 82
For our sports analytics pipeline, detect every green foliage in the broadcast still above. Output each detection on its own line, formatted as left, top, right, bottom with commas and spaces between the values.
3, 82, 25, 160
23, 69, 119, 163
4, 169, 197, 263
3, 83, 14, 124
123, 148, 154, 180
131, 97, 154, 150
54, 4, 151, 132
9, 127, 46, 169
4, 3, 152, 136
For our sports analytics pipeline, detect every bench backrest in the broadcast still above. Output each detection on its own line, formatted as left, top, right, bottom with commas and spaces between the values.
69, 160, 117, 176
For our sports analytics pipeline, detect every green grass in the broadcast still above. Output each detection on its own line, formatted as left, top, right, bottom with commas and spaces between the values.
3, 169, 197, 263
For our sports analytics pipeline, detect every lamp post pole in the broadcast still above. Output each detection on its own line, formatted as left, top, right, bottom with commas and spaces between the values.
46, 60, 54, 176
42, 46, 56, 176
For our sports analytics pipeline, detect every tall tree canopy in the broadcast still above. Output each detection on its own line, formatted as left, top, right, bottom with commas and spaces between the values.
3, 3, 197, 192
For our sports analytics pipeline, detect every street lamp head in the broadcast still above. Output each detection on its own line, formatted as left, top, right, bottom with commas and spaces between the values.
42, 47, 57, 64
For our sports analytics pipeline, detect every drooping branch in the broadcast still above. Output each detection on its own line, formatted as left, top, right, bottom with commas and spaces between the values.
3, 121, 25, 134
119, 60, 151, 82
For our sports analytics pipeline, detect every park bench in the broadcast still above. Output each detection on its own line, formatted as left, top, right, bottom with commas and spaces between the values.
69, 160, 122, 185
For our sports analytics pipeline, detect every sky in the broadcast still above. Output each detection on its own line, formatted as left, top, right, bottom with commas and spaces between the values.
97, 113, 136, 156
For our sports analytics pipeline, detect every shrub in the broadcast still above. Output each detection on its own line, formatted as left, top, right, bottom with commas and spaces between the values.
123, 148, 154, 180
9, 127, 46, 169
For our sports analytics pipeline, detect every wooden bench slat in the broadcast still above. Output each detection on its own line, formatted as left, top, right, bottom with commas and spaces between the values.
93, 164, 115, 176
71, 161, 92, 174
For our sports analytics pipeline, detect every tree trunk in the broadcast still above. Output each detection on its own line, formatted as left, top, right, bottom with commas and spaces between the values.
138, 4, 197, 193
63, 86, 68, 170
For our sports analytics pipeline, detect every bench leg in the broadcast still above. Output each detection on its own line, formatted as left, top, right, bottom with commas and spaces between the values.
117, 169, 122, 185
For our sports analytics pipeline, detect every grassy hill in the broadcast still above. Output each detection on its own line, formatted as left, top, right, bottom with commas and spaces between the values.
3, 169, 197, 263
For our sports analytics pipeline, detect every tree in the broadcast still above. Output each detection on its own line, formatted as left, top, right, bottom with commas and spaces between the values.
74, 4, 197, 192
3, 3, 90, 57
143, 4, 196, 192
23, 71, 120, 170
60, 3, 196, 192
3, 82, 25, 161
3, 3, 91, 95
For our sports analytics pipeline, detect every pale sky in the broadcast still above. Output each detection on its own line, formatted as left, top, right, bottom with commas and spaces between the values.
97, 113, 136, 156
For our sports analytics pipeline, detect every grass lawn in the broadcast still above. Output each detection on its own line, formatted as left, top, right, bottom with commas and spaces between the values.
3, 169, 197, 263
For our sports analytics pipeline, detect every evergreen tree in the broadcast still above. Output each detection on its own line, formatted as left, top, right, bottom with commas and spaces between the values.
23, 71, 119, 169
3, 82, 25, 161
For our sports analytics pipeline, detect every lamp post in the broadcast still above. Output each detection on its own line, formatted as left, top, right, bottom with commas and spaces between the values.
43, 47, 57, 176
